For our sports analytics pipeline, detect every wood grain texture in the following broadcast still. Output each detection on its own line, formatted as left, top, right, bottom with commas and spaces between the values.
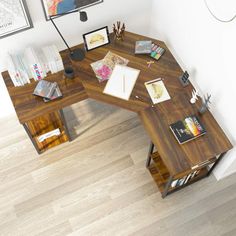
74, 31, 233, 175
1, 32, 233, 187
140, 106, 233, 176
26, 111, 69, 152
1, 70, 88, 124
0, 101, 236, 236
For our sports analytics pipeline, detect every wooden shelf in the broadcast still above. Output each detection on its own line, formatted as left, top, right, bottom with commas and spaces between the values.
146, 143, 221, 198
148, 151, 170, 193
151, 152, 170, 179
26, 111, 69, 153
169, 167, 208, 193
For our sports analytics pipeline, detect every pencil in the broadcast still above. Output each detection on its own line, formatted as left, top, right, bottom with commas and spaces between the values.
145, 78, 162, 85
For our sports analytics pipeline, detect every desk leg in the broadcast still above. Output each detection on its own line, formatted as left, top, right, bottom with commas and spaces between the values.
162, 176, 173, 198
59, 109, 72, 142
146, 142, 155, 167
207, 152, 227, 176
23, 123, 41, 154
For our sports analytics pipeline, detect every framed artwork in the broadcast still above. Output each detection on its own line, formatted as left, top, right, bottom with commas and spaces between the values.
0, 0, 33, 39
83, 26, 110, 51
41, 0, 103, 20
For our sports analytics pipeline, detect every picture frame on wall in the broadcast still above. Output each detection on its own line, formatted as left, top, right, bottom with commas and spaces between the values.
83, 26, 110, 51
0, 0, 33, 39
41, 0, 103, 20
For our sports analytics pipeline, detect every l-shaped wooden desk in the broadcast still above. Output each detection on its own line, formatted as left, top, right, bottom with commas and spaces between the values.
2, 32, 233, 198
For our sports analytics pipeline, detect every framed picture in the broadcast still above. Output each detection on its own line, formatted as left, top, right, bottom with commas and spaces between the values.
0, 0, 33, 39
41, 0, 103, 20
83, 26, 110, 51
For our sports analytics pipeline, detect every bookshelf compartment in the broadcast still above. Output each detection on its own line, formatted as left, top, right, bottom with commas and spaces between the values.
148, 151, 170, 193
151, 152, 170, 178
168, 167, 208, 194
148, 164, 168, 193
25, 111, 69, 153
146, 142, 225, 198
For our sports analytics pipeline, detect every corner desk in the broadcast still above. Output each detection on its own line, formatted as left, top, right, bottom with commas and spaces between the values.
2, 32, 233, 198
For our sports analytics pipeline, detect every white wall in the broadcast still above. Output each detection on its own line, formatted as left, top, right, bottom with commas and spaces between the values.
149, 0, 236, 179
0, 0, 152, 118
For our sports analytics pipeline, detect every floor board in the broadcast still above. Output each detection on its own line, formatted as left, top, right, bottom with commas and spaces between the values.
0, 99, 235, 236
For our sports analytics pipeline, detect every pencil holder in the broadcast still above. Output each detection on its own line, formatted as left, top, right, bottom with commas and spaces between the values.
64, 67, 74, 79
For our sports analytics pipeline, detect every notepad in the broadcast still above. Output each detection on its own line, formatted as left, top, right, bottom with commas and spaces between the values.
145, 78, 171, 104
103, 65, 140, 100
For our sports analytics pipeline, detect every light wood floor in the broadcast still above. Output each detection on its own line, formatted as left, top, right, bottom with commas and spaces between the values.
0, 99, 236, 236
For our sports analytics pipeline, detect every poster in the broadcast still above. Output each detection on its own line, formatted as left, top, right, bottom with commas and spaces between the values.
41, 0, 103, 20
0, 0, 33, 39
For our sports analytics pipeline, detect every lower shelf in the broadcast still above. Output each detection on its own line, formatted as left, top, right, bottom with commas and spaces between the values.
168, 168, 208, 195
148, 152, 170, 194
148, 164, 169, 193
148, 151, 209, 197
25, 111, 69, 153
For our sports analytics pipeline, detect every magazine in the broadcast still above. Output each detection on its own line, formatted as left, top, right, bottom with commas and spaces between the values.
170, 116, 206, 144
91, 51, 129, 82
33, 80, 57, 99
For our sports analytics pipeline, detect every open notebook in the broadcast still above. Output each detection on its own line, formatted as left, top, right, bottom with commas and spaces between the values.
103, 65, 140, 100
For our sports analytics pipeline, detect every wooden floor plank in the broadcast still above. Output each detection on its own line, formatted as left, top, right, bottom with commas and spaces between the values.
0, 100, 235, 236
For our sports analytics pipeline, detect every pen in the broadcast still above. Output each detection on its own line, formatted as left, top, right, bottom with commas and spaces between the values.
145, 78, 162, 85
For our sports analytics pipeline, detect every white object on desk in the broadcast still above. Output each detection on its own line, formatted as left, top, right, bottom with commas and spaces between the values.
190, 89, 199, 104
103, 65, 140, 100
145, 78, 171, 104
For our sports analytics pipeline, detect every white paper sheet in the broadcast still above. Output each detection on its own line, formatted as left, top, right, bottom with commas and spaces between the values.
103, 65, 140, 100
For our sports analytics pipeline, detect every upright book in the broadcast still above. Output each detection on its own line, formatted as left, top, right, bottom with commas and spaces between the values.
170, 116, 206, 144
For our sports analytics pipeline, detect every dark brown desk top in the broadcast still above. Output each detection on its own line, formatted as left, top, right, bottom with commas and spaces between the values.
2, 68, 87, 124
2, 31, 233, 175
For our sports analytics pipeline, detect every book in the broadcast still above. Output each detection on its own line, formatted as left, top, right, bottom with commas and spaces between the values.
43, 85, 63, 102
170, 116, 206, 144
103, 65, 140, 100
145, 78, 171, 104
135, 41, 152, 54
91, 51, 129, 82
37, 128, 61, 142
150, 43, 165, 61
7, 54, 23, 87
171, 179, 179, 188
33, 80, 58, 99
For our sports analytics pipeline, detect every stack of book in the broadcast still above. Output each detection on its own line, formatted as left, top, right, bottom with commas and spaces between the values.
171, 170, 201, 188
135, 40, 165, 61
33, 80, 62, 103
42, 45, 64, 74
7, 53, 31, 87
7, 45, 64, 87
91, 51, 129, 83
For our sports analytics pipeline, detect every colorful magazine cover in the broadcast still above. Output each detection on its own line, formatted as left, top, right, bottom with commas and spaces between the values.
135, 41, 152, 54
170, 116, 206, 144
91, 51, 129, 82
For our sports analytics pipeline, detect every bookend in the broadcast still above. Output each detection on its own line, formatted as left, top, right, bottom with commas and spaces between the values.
179, 71, 190, 87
